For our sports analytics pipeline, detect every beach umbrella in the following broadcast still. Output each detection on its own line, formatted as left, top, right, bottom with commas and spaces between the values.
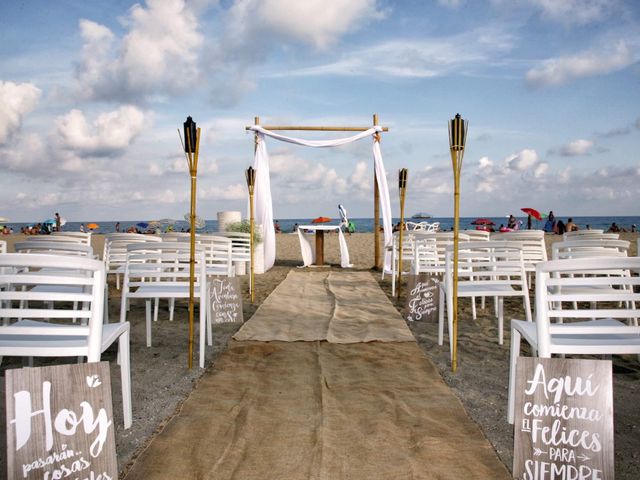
470, 218, 494, 226
136, 222, 149, 229
311, 216, 332, 224
338, 204, 348, 223
87, 223, 99, 230
521, 207, 542, 221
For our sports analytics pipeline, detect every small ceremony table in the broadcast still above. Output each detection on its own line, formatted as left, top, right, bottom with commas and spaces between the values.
297, 225, 352, 268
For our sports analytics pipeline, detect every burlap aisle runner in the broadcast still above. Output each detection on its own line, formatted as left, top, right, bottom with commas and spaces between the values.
124, 270, 510, 479
124, 341, 510, 479
233, 270, 416, 343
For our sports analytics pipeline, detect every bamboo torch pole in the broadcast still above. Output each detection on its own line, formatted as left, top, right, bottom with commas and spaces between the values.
182, 116, 200, 369
245, 167, 256, 304
448, 113, 468, 373
373, 113, 381, 270
396, 168, 408, 298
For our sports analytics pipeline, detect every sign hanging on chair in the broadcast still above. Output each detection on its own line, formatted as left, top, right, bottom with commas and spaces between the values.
513, 357, 614, 480
5, 362, 118, 480
210, 276, 244, 323
404, 273, 439, 322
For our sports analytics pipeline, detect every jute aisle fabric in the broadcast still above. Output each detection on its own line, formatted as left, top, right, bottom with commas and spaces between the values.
124, 341, 511, 480
233, 270, 416, 343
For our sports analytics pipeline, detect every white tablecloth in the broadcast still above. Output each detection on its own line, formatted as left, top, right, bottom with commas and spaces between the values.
297, 225, 352, 268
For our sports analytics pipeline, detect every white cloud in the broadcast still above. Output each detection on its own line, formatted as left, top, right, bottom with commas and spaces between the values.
0, 81, 41, 144
506, 149, 538, 171
560, 139, 593, 156
53, 106, 146, 157
280, 27, 515, 78
529, 0, 613, 25
526, 41, 636, 88
75, 0, 203, 101
200, 183, 247, 200
228, 0, 384, 50
473, 149, 546, 193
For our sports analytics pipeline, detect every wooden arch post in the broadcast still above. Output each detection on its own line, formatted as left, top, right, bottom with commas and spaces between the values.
245, 115, 389, 269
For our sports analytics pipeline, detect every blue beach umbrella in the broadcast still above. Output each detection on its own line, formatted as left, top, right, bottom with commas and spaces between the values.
136, 222, 149, 229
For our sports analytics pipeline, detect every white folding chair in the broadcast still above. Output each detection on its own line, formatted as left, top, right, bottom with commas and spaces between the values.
492, 230, 547, 286
507, 257, 640, 423
103, 234, 162, 289
14, 241, 94, 257
562, 231, 618, 241
0, 253, 132, 428
216, 232, 251, 276
119, 242, 210, 368
439, 241, 532, 354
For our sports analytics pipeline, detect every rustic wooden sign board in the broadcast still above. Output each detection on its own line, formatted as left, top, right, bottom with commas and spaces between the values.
210, 276, 244, 323
513, 357, 614, 480
404, 273, 440, 322
5, 361, 118, 480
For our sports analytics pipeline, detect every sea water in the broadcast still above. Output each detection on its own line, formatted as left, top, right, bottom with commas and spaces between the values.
7, 216, 639, 234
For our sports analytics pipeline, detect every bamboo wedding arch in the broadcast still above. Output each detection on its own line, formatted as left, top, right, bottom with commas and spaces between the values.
245, 114, 391, 270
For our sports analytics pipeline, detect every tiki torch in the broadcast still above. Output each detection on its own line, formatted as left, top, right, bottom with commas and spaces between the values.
449, 113, 468, 373
245, 166, 256, 303
396, 168, 408, 298
179, 116, 200, 369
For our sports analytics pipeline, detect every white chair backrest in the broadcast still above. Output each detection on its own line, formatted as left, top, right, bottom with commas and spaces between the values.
104, 234, 162, 267
14, 241, 94, 257
0, 253, 106, 361
552, 239, 629, 260
562, 229, 604, 237
51, 231, 92, 245
215, 232, 251, 263
160, 232, 192, 242
445, 241, 527, 286
413, 232, 470, 273
197, 234, 233, 276
562, 231, 618, 241
124, 242, 206, 288
28, 235, 86, 244
491, 231, 547, 270
463, 229, 490, 241
534, 257, 640, 357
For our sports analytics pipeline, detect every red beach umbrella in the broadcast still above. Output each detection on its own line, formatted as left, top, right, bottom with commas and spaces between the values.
311, 216, 332, 224
470, 218, 495, 226
521, 207, 542, 221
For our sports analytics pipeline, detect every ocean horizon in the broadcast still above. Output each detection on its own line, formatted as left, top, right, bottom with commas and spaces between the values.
5, 215, 639, 235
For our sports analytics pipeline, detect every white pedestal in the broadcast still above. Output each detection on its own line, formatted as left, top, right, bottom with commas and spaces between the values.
217, 211, 241, 233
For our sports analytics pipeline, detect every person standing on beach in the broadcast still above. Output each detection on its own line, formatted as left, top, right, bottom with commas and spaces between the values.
115, 222, 121, 232
55, 212, 61, 232
80, 223, 85, 233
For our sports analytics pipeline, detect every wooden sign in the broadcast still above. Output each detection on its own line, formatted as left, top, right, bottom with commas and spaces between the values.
404, 273, 440, 322
5, 362, 118, 480
513, 358, 614, 480
209, 276, 244, 323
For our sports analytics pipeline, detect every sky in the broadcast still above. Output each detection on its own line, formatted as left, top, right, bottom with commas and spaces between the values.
1, 0, 639, 222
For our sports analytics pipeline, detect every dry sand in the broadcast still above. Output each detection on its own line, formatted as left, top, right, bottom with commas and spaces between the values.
0, 232, 638, 479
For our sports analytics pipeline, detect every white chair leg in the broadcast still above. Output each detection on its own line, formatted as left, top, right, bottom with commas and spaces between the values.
199, 299, 207, 368
145, 300, 152, 347
471, 296, 477, 320
498, 297, 504, 345
119, 327, 132, 429
169, 298, 175, 322
447, 287, 454, 361
154, 298, 159, 322
507, 326, 521, 424
481, 296, 485, 310
524, 293, 532, 323
438, 285, 445, 345
116, 273, 120, 290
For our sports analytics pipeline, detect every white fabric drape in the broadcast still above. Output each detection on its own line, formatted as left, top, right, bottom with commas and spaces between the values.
296, 225, 352, 268
249, 125, 392, 271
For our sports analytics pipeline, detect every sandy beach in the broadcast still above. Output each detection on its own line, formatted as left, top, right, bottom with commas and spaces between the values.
0, 231, 638, 479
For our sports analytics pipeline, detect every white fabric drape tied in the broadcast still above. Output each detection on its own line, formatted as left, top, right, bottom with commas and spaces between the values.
249, 126, 392, 271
